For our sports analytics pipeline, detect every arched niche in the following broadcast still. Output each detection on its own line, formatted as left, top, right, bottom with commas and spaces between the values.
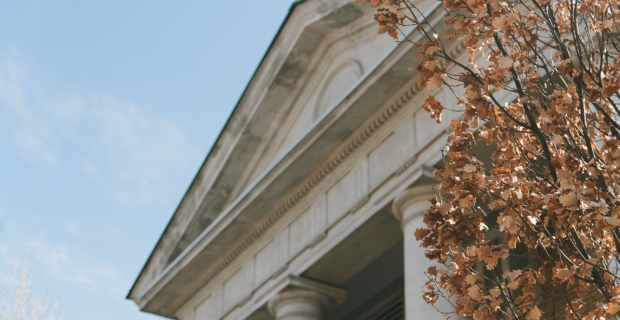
314, 59, 364, 121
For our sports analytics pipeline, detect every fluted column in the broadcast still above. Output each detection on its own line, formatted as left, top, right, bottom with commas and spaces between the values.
392, 185, 439, 320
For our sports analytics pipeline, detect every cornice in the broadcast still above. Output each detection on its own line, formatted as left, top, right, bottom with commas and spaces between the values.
133, 2, 462, 317
227, 15, 379, 205
128, 1, 364, 298
168, 80, 423, 314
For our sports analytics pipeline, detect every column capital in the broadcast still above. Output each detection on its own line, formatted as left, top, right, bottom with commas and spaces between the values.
391, 185, 435, 226
267, 276, 346, 320
268, 289, 331, 320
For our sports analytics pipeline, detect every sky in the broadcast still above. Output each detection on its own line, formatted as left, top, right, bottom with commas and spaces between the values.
0, 1, 294, 319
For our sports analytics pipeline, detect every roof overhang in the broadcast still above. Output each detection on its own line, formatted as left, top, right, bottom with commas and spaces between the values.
127, 1, 447, 318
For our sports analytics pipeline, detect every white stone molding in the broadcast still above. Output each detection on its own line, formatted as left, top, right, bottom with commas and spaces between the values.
235, 17, 381, 193
314, 59, 364, 121
236, 293, 253, 308
271, 264, 289, 280
128, 1, 466, 317
391, 185, 436, 227
391, 185, 441, 320
268, 276, 347, 320
394, 156, 417, 176
308, 231, 328, 249
346, 195, 369, 215
268, 290, 331, 320
167, 82, 421, 314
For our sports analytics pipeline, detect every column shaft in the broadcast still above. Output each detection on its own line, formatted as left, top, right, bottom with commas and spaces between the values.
393, 185, 443, 320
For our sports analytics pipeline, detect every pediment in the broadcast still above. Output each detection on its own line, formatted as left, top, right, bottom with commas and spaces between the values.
160, 2, 398, 271
128, 0, 377, 304
225, 16, 395, 207
128, 0, 446, 315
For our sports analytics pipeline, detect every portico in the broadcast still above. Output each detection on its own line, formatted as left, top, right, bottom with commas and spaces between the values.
127, 0, 466, 319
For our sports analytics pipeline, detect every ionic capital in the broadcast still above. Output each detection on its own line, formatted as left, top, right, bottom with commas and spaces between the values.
391, 185, 435, 227
267, 276, 346, 320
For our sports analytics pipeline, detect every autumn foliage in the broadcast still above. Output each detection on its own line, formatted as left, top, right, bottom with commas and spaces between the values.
359, 0, 620, 318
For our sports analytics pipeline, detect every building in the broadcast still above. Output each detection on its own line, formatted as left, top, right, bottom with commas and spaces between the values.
127, 0, 464, 319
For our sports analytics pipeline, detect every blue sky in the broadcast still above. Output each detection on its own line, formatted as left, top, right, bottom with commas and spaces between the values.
0, 1, 293, 319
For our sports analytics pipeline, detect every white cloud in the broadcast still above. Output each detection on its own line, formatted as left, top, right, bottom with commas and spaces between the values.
0, 49, 198, 202
0, 53, 58, 163
0, 48, 202, 315
64, 221, 81, 236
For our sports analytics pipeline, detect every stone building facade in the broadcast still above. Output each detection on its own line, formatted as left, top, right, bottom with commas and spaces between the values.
127, 0, 465, 319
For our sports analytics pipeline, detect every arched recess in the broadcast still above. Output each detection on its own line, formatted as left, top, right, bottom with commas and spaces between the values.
313, 59, 364, 121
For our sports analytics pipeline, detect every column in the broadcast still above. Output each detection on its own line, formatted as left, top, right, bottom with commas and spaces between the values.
267, 276, 346, 320
392, 185, 441, 320
268, 289, 333, 320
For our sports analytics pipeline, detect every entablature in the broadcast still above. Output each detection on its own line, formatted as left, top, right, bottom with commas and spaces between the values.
128, 1, 464, 318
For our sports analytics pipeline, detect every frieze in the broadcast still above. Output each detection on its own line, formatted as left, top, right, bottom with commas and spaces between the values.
347, 196, 370, 215
270, 264, 289, 280
168, 81, 422, 313
308, 231, 328, 248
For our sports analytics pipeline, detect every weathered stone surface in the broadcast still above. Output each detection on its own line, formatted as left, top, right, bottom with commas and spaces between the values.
195, 289, 222, 320
255, 230, 289, 285
289, 195, 327, 257
326, 158, 368, 224
223, 263, 254, 313
128, 0, 453, 319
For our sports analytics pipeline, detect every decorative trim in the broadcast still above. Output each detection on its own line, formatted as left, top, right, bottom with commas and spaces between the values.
270, 264, 289, 279
347, 196, 370, 215
236, 294, 253, 308
394, 156, 417, 176
308, 231, 328, 248
168, 82, 422, 313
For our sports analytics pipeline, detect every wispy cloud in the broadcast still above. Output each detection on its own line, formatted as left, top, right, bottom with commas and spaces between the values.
64, 221, 82, 237
0, 49, 198, 202
0, 48, 201, 315
0, 52, 67, 163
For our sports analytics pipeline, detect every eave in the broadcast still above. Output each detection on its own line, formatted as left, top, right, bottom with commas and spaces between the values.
128, 1, 447, 318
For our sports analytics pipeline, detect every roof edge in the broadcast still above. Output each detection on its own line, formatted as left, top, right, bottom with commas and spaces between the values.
127, 0, 307, 301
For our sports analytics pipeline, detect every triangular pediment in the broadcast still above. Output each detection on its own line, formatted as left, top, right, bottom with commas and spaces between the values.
128, 0, 449, 314
225, 16, 395, 207
128, 0, 388, 302
161, 2, 399, 270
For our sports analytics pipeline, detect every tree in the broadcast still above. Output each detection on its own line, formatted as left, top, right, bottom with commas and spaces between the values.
0, 259, 61, 320
359, 0, 620, 318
